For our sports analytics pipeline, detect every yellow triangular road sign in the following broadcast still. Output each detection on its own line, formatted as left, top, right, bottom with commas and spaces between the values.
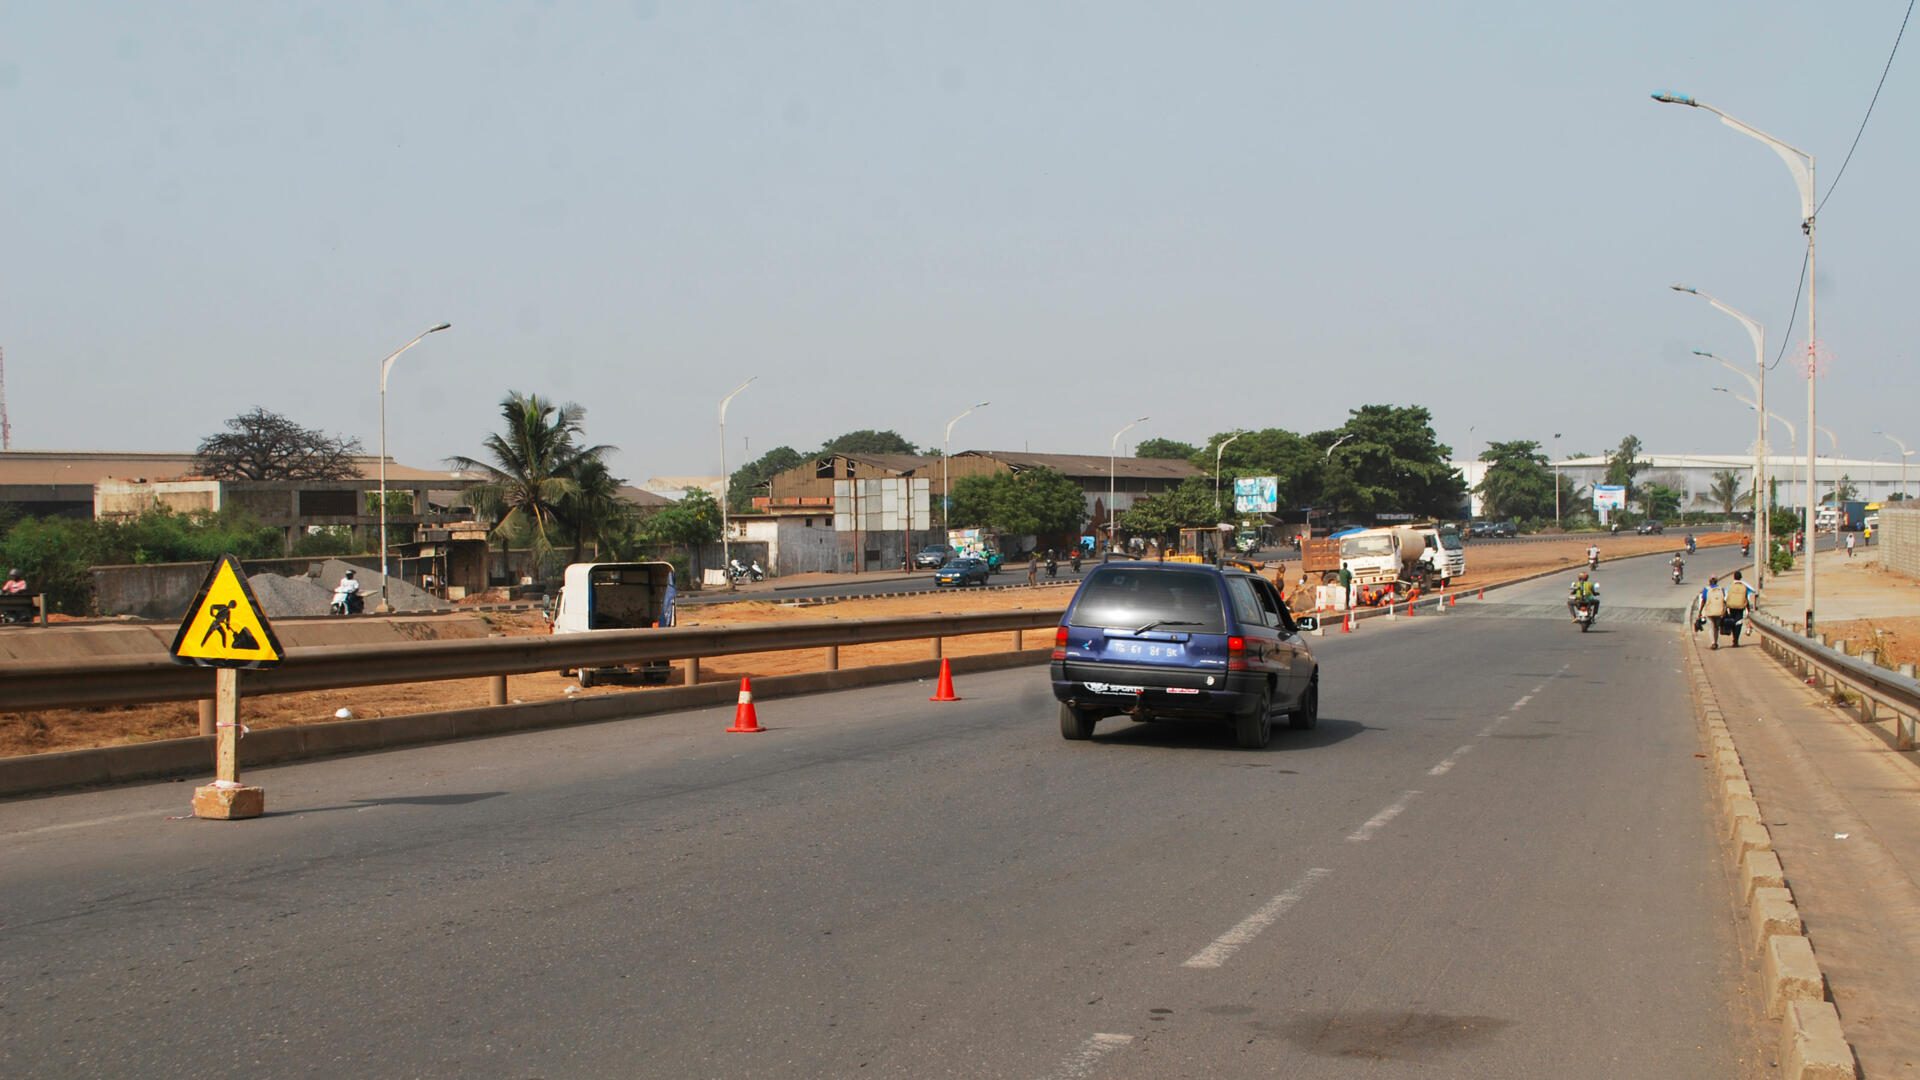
170, 555, 284, 668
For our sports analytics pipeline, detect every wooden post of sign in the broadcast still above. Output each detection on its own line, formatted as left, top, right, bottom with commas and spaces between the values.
192, 668, 265, 820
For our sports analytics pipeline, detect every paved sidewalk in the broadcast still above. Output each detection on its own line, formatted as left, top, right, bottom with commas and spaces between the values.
1693, 543, 1920, 1076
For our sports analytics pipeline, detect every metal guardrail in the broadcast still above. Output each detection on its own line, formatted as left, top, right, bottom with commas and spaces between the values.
0, 609, 1066, 713
1749, 610, 1920, 751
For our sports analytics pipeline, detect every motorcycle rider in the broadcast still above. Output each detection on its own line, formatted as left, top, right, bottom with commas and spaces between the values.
1567, 570, 1600, 624
1670, 552, 1685, 583
1586, 543, 1600, 571
2, 568, 26, 596
1045, 549, 1058, 579
331, 569, 362, 615
1685, 532, 1697, 554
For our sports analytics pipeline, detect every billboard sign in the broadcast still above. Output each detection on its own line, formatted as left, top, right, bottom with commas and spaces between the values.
1233, 476, 1279, 514
1592, 485, 1627, 511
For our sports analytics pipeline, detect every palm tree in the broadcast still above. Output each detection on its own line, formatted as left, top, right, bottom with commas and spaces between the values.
1708, 470, 1747, 516
448, 392, 613, 566
562, 456, 631, 563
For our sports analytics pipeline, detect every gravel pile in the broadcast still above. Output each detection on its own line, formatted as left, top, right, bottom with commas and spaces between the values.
247, 573, 335, 617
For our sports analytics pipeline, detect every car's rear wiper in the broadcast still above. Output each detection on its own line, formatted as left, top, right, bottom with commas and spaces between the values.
1133, 619, 1202, 634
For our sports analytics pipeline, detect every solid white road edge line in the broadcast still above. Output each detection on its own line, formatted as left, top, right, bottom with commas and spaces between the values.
1181, 867, 1334, 970
1043, 1032, 1134, 1080
1347, 790, 1421, 843
1428, 745, 1474, 776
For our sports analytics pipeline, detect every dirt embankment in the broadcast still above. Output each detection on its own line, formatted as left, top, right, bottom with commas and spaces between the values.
0, 534, 1720, 758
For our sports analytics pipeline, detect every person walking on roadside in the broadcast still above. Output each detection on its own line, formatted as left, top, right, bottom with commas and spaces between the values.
1026, 552, 1038, 587
1723, 570, 1759, 647
1339, 560, 1354, 612
1697, 576, 1728, 649
1845, 532, 1856, 558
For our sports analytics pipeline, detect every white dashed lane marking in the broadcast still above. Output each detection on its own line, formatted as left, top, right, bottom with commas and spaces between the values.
1428, 745, 1474, 776
1348, 790, 1421, 843
1181, 867, 1335, 970
1041, 1033, 1134, 1080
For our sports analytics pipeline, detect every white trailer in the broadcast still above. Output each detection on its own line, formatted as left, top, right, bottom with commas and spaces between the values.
549, 562, 677, 687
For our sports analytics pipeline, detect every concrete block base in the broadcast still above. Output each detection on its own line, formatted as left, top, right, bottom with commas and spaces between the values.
1764, 934, 1825, 1018
1750, 887, 1803, 950
1780, 1000, 1856, 1080
1743, 849, 1786, 903
1732, 819, 1773, 857
192, 784, 265, 820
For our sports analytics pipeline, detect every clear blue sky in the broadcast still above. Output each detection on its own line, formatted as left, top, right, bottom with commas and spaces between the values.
4, 2, 1914, 479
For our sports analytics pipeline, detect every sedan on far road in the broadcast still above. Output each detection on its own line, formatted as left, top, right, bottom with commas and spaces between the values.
934, 558, 992, 587
913, 545, 953, 569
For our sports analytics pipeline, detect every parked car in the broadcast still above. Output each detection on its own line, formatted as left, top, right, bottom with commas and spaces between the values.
1050, 562, 1320, 749
913, 545, 953, 569
1637, 520, 1665, 535
934, 558, 992, 587
1488, 521, 1518, 538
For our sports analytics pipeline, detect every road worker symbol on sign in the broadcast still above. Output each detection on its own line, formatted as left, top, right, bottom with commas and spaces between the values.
169, 555, 284, 668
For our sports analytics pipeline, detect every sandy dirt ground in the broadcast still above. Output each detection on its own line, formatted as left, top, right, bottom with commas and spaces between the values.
1, 534, 1728, 757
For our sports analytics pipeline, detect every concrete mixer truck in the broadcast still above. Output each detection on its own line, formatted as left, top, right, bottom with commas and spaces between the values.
1334, 523, 1465, 604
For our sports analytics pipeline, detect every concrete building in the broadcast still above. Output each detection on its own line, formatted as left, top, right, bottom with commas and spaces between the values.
1553, 453, 1911, 515
0, 449, 482, 555
945, 450, 1202, 534
727, 510, 840, 576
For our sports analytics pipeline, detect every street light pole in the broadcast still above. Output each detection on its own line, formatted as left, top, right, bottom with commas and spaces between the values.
1815, 425, 1840, 504
1214, 430, 1246, 520
1552, 433, 1563, 530
1673, 283, 1767, 587
375, 322, 451, 614
1875, 430, 1912, 501
1654, 89, 1817, 632
942, 401, 990, 532
1315, 433, 1355, 548
1109, 417, 1149, 551
718, 378, 755, 588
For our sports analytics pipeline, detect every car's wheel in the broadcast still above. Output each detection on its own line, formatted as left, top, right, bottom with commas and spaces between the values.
1288, 674, 1319, 730
1235, 685, 1273, 749
1059, 702, 1097, 740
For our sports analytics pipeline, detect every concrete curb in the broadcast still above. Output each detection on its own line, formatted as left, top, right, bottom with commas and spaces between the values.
1684, 631, 1860, 1078
0, 649, 1052, 801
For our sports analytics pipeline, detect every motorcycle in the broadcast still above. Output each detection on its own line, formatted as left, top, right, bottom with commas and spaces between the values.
1685, 536, 1697, 555
1045, 556, 1058, 579
1587, 554, 1599, 573
1069, 551, 1082, 573
1571, 598, 1597, 632
330, 590, 365, 616
728, 558, 765, 584
1741, 542, 1751, 558
1671, 563, 1685, 586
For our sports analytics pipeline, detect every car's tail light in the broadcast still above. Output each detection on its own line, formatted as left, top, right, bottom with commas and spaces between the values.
1228, 634, 1248, 671
1051, 624, 1069, 660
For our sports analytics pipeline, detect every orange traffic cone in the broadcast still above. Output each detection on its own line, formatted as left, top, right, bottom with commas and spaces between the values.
1342, 609, 1353, 633
1478, 587, 1485, 601
1449, 592, 1457, 607
930, 657, 961, 702
727, 677, 763, 732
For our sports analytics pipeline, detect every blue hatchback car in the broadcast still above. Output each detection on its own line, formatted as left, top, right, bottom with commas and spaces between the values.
1050, 561, 1320, 748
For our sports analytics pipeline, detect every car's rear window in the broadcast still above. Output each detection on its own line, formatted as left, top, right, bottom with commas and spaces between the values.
1070, 568, 1227, 633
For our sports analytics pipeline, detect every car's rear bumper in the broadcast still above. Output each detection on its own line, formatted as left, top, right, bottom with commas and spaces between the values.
1050, 660, 1262, 718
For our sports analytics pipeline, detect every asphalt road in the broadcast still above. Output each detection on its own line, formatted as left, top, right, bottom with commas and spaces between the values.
0, 549, 1767, 1078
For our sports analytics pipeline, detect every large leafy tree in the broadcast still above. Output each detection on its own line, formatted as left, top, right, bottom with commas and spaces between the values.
948, 467, 1086, 537
1317, 405, 1466, 519
1474, 440, 1556, 521
821, 429, 918, 455
448, 392, 612, 559
1135, 437, 1199, 461
1209, 427, 1326, 510
728, 445, 806, 513
1119, 477, 1225, 540
1604, 435, 1647, 499
1643, 483, 1683, 519
195, 407, 363, 480
643, 488, 723, 547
